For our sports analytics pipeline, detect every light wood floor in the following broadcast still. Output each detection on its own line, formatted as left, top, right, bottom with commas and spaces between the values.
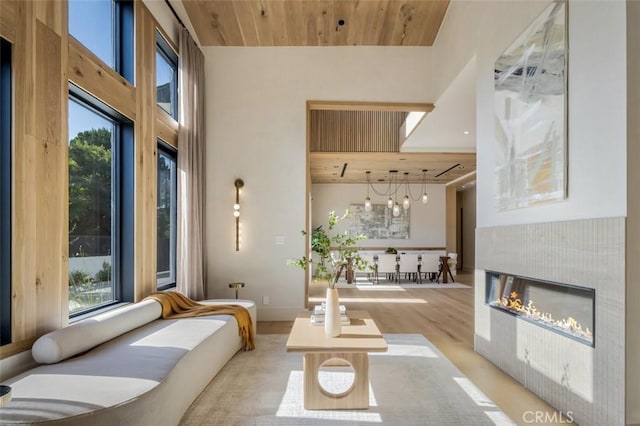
258, 272, 570, 425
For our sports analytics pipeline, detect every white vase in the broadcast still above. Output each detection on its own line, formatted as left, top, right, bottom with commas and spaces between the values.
324, 287, 342, 337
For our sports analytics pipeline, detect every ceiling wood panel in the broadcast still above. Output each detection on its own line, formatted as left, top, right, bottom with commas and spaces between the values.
310, 152, 476, 184
232, 1, 260, 46
182, 0, 450, 47
251, 1, 274, 45
268, 1, 289, 45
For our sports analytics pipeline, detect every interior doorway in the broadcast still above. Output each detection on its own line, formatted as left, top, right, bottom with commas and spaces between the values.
457, 183, 476, 272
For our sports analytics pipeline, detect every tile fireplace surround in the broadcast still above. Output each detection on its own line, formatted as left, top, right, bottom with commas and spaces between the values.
475, 217, 624, 426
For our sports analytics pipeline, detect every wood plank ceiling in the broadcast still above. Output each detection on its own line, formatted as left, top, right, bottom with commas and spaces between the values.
180, 1, 473, 185
182, 0, 451, 47
310, 153, 475, 184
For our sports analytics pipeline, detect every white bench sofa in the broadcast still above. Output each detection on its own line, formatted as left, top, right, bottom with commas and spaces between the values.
0, 298, 256, 425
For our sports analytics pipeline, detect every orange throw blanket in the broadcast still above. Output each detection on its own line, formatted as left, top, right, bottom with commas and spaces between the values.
145, 291, 255, 351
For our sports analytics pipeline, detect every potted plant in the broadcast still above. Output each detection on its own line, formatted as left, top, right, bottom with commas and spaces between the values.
288, 210, 367, 336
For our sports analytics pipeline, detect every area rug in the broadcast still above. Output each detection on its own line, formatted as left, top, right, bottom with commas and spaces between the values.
180, 334, 513, 425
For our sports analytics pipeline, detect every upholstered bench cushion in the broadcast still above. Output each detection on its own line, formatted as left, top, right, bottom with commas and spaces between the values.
32, 299, 162, 364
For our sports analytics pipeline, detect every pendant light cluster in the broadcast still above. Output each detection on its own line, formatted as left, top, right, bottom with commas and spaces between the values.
364, 170, 429, 217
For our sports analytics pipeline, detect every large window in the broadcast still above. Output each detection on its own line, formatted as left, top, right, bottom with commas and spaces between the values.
1, 38, 12, 345
68, 87, 134, 316
68, 0, 133, 82
156, 32, 178, 119
157, 142, 177, 290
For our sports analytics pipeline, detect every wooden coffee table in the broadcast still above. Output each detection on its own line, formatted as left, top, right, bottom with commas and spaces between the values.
285, 310, 387, 410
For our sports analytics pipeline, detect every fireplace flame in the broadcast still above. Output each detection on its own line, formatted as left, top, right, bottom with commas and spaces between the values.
496, 291, 592, 341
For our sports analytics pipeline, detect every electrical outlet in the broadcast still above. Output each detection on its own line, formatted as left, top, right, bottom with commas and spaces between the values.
262, 296, 269, 305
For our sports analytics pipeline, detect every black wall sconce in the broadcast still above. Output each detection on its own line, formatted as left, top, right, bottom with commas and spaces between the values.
234, 178, 244, 251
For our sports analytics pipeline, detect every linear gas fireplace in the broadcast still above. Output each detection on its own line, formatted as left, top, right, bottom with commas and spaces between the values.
485, 271, 595, 346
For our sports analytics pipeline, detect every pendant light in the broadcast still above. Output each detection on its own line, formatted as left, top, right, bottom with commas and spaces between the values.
364, 171, 373, 212
387, 170, 396, 209
392, 171, 400, 217
402, 172, 411, 210
421, 169, 429, 204
392, 202, 400, 217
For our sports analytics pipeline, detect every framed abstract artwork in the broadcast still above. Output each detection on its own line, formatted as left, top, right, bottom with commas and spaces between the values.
348, 204, 409, 240
494, 1, 567, 211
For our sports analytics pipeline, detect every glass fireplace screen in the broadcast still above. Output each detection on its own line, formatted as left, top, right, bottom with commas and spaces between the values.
485, 271, 595, 346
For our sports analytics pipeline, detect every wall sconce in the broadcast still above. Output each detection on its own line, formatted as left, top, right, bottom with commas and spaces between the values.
234, 178, 244, 251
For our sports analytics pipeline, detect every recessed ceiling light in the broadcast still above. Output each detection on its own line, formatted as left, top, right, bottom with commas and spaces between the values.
463, 131, 470, 135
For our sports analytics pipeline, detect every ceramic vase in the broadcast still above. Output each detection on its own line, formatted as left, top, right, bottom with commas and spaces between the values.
324, 287, 342, 337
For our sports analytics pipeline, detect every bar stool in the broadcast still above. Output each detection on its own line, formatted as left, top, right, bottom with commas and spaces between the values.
228, 282, 245, 299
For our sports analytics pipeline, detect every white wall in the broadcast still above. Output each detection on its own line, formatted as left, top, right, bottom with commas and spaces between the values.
312, 183, 446, 248
204, 47, 433, 319
436, 0, 627, 228
480, 1, 627, 227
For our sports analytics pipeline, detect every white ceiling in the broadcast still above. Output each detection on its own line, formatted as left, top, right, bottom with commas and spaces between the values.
401, 56, 477, 153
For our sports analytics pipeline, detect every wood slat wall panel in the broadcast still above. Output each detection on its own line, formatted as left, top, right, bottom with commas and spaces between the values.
0, 0, 17, 42
134, 2, 158, 302
310, 110, 404, 152
68, 37, 137, 121
309, 100, 434, 112
183, 0, 450, 47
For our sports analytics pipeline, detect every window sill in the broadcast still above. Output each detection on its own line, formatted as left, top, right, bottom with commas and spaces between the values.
69, 302, 130, 324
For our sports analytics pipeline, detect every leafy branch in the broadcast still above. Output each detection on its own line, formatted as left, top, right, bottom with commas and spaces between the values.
288, 210, 368, 288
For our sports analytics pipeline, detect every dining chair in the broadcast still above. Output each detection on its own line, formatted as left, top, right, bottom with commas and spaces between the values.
377, 254, 398, 283
420, 253, 441, 282
398, 254, 420, 283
